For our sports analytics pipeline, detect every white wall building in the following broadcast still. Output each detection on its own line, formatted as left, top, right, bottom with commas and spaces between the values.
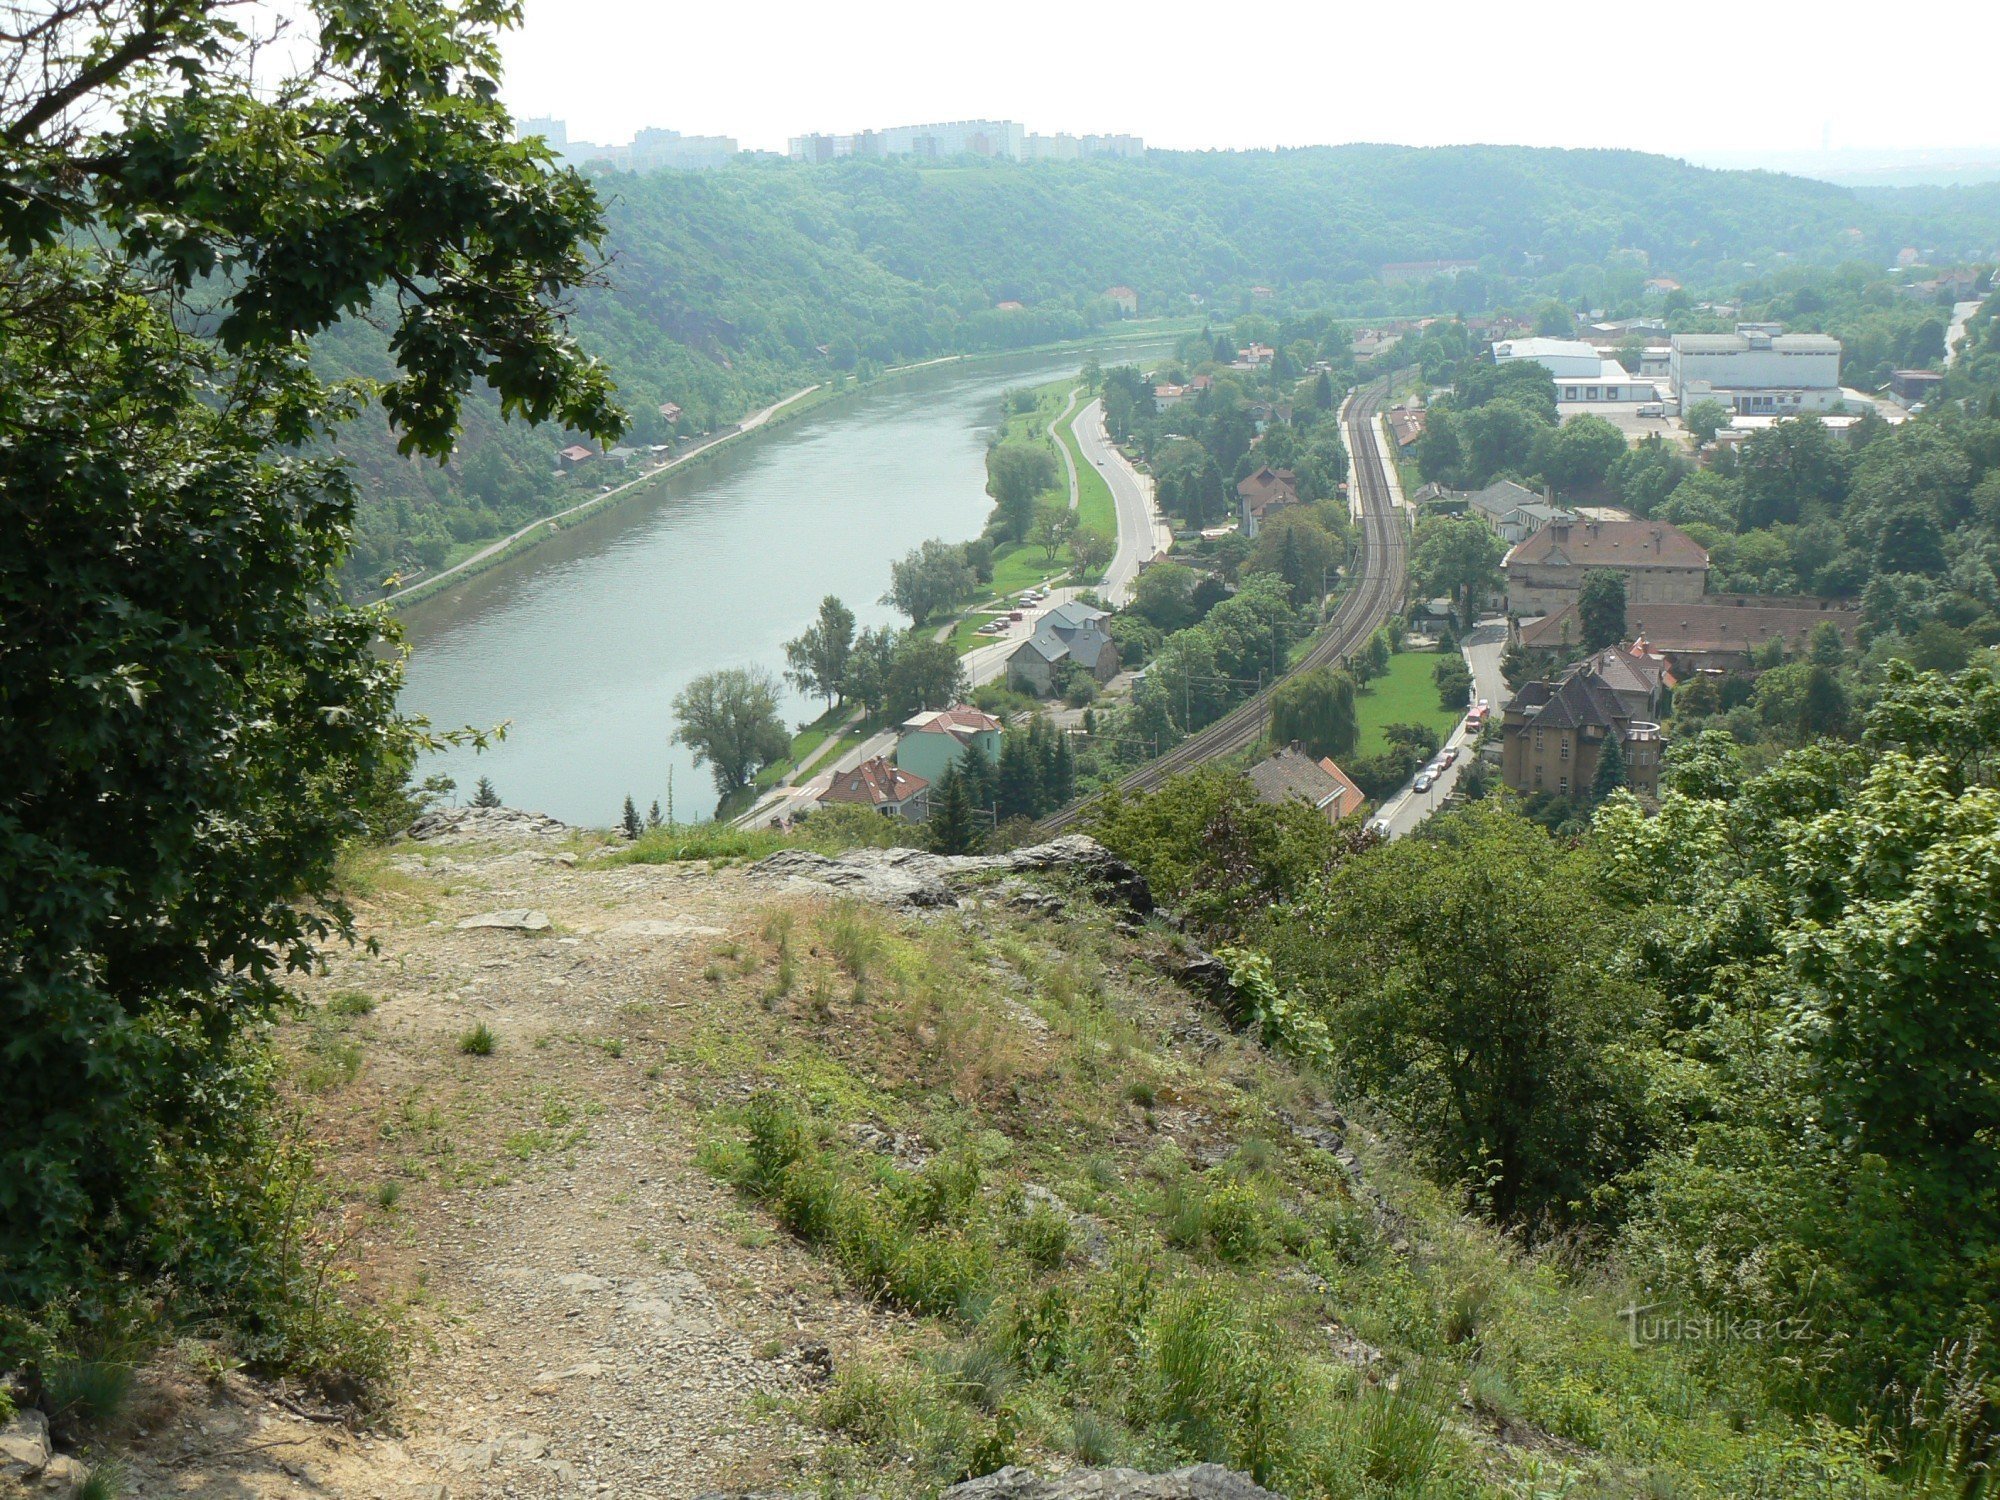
1669, 327, 1842, 415
1491, 338, 1657, 402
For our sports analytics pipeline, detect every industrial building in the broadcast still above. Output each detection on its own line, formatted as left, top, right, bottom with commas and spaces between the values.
1668, 327, 1842, 415
1490, 338, 1657, 403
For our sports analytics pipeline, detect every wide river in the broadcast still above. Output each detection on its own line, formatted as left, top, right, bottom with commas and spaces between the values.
398, 343, 1164, 823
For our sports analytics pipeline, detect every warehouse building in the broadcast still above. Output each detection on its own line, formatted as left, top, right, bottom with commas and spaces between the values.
1669, 327, 1842, 415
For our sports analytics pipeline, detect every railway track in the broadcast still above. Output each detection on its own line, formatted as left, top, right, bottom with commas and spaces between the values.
1037, 375, 1410, 833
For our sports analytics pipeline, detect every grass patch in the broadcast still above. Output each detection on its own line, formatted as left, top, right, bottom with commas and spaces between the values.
456, 1023, 496, 1056
1351, 649, 1461, 759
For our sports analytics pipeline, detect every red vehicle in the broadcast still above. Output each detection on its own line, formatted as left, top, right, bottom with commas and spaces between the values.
1464, 706, 1487, 733
1008, 610, 1025, 621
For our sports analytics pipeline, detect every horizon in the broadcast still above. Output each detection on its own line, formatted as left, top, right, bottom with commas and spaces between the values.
499, 0, 1998, 171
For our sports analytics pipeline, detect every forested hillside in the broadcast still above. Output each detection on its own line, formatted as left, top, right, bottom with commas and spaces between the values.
337, 147, 2000, 594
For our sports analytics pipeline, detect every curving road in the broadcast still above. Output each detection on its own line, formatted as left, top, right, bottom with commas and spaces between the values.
1035, 375, 1410, 832
1071, 398, 1162, 606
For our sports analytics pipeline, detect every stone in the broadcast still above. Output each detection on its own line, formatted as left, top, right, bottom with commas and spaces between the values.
555, 1273, 611, 1294
456, 909, 550, 932
38, 1454, 89, 1494
606, 919, 727, 940
945, 1466, 1282, 1500
0, 1408, 50, 1482
402, 806, 572, 844
751, 836, 1150, 916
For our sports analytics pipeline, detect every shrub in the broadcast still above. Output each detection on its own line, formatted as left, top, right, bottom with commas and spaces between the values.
456, 1024, 496, 1057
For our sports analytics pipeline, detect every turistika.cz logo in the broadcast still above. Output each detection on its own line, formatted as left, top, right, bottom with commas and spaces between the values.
1618, 1302, 1813, 1348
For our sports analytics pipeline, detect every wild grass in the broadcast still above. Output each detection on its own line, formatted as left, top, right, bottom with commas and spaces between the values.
456, 1023, 495, 1056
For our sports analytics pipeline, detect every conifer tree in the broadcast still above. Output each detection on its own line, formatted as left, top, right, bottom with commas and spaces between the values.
926, 766, 980, 855
472, 776, 503, 808
647, 800, 664, 828
996, 732, 1041, 822
1590, 735, 1627, 803
621, 795, 644, 840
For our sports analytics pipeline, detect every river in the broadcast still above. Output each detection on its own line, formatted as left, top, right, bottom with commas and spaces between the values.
397, 343, 1165, 823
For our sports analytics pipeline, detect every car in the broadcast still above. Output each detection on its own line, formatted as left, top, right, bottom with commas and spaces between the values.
1413, 770, 1437, 793
1008, 610, 1025, 621
1434, 747, 1458, 769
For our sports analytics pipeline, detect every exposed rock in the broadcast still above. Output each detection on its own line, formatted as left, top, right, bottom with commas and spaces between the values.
946, 1465, 1283, 1500
455, 909, 551, 932
403, 806, 573, 844
37, 1454, 89, 1494
0, 1408, 50, 1483
752, 836, 1150, 915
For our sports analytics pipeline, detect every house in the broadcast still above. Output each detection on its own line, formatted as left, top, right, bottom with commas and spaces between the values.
1503, 517, 1709, 617
1385, 408, 1426, 448
1244, 745, 1366, 823
1499, 658, 1666, 801
1106, 285, 1138, 315
894, 703, 1003, 787
995, 299, 1026, 312
1237, 466, 1301, 539
1643, 277, 1682, 297
1006, 601, 1120, 695
1521, 596, 1859, 676
603, 445, 643, 467
1350, 330, 1402, 360
818, 756, 929, 821
657, 401, 683, 423
557, 444, 595, 469
1153, 383, 1189, 413
1237, 343, 1275, 367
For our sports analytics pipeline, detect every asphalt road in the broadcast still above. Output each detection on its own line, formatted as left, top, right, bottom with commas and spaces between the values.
1071, 398, 1162, 606
1372, 620, 1509, 839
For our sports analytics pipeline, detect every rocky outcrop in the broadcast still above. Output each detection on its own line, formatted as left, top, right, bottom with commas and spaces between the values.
0, 1407, 92, 1495
946, 1466, 1283, 1500
456, 909, 552, 932
403, 805, 572, 844
752, 835, 1151, 915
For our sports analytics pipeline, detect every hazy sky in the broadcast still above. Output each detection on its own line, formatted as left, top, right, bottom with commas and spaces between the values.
500, 0, 1997, 160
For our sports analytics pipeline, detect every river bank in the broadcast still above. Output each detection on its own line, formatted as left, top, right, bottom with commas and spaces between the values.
397, 335, 1179, 825
383, 321, 1194, 613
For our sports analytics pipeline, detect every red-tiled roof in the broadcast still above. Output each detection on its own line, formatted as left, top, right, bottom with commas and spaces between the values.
1506, 519, 1708, 572
820, 756, 927, 809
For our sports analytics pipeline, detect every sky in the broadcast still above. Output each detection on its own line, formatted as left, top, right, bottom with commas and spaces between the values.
499, 0, 1999, 163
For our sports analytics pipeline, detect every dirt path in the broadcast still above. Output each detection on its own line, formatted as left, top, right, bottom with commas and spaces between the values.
114, 837, 903, 1499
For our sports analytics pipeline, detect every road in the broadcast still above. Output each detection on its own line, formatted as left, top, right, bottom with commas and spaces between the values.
1370, 620, 1507, 839
382, 383, 822, 606
1947, 300, 1983, 367
1072, 398, 1164, 606
1035, 374, 1410, 833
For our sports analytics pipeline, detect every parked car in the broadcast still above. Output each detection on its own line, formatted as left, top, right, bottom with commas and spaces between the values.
1414, 770, 1437, 793
1435, 747, 1458, 769
1008, 610, 1025, 621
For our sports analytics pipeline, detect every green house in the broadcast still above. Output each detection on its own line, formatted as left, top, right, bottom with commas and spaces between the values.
894, 703, 1004, 787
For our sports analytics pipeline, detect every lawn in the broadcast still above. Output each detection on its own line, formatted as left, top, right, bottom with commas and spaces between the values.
1053, 390, 1116, 540
949, 613, 1005, 655
1351, 648, 1463, 758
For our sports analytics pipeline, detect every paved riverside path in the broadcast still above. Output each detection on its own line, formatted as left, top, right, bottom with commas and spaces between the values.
1072, 397, 1164, 606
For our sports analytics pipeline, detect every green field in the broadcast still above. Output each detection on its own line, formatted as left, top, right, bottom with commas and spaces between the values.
1351, 649, 1463, 758
1053, 390, 1116, 540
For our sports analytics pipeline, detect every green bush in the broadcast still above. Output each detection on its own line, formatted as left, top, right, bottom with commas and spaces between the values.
456, 1023, 496, 1057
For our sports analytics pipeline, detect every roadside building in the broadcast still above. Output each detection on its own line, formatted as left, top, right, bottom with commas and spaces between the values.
1889, 369, 1946, 405
1465, 479, 1571, 544
894, 703, 1003, 786
818, 757, 929, 821
657, 401, 683, 424
1499, 657, 1666, 801
1669, 327, 1842, 415
1006, 601, 1120, 696
1503, 517, 1708, 617
1244, 745, 1366, 823
556, 444, 595, 469
1521, 595, 1859, 676
1491, 337, 1656, 403
1237, 465, 1301, 539
1385, 407, 1426, 448
1106, 286, 1138, 315
1153, 383, 1189, 413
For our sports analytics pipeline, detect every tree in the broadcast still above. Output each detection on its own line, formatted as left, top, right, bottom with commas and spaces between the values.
1356, 626, 1393, 684
1433, 654, 1474, 713
884, 539, 974, 625
925, 766, 981, 855
1683, 399, 1731, 445
1577, 569, 1628, 652
0, 0, 618, 1347
1809, 620, 1848, 667
473, 776, 503, 808
671, 668, 791, 795
621, 795, 644, 840
884, 636, 968, 722
1031, 502, 1078, 563
1130, 560, 1200, 632
1314, 371, 1336, 409
841, 626, 900, 720
783, 596, 857, 710
1384, 721, 1442, 760
1270, 667, 1358, 760
996, 733, 1043, 821
1070, 526, 1114, 578
986, 442, 1057, 542
1538, 415, 1628, 498
647, 800, 665, 829
1411, 515, 1505, 628
1246, 510, 1339, 609
1268, 805, 1648, 1231
1589, 734, 1627, 802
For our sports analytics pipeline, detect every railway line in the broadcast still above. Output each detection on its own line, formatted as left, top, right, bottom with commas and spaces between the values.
1037, 374, 1410, 833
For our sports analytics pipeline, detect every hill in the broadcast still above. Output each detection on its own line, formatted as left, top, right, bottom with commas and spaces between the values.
334, 147, 2000, 594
